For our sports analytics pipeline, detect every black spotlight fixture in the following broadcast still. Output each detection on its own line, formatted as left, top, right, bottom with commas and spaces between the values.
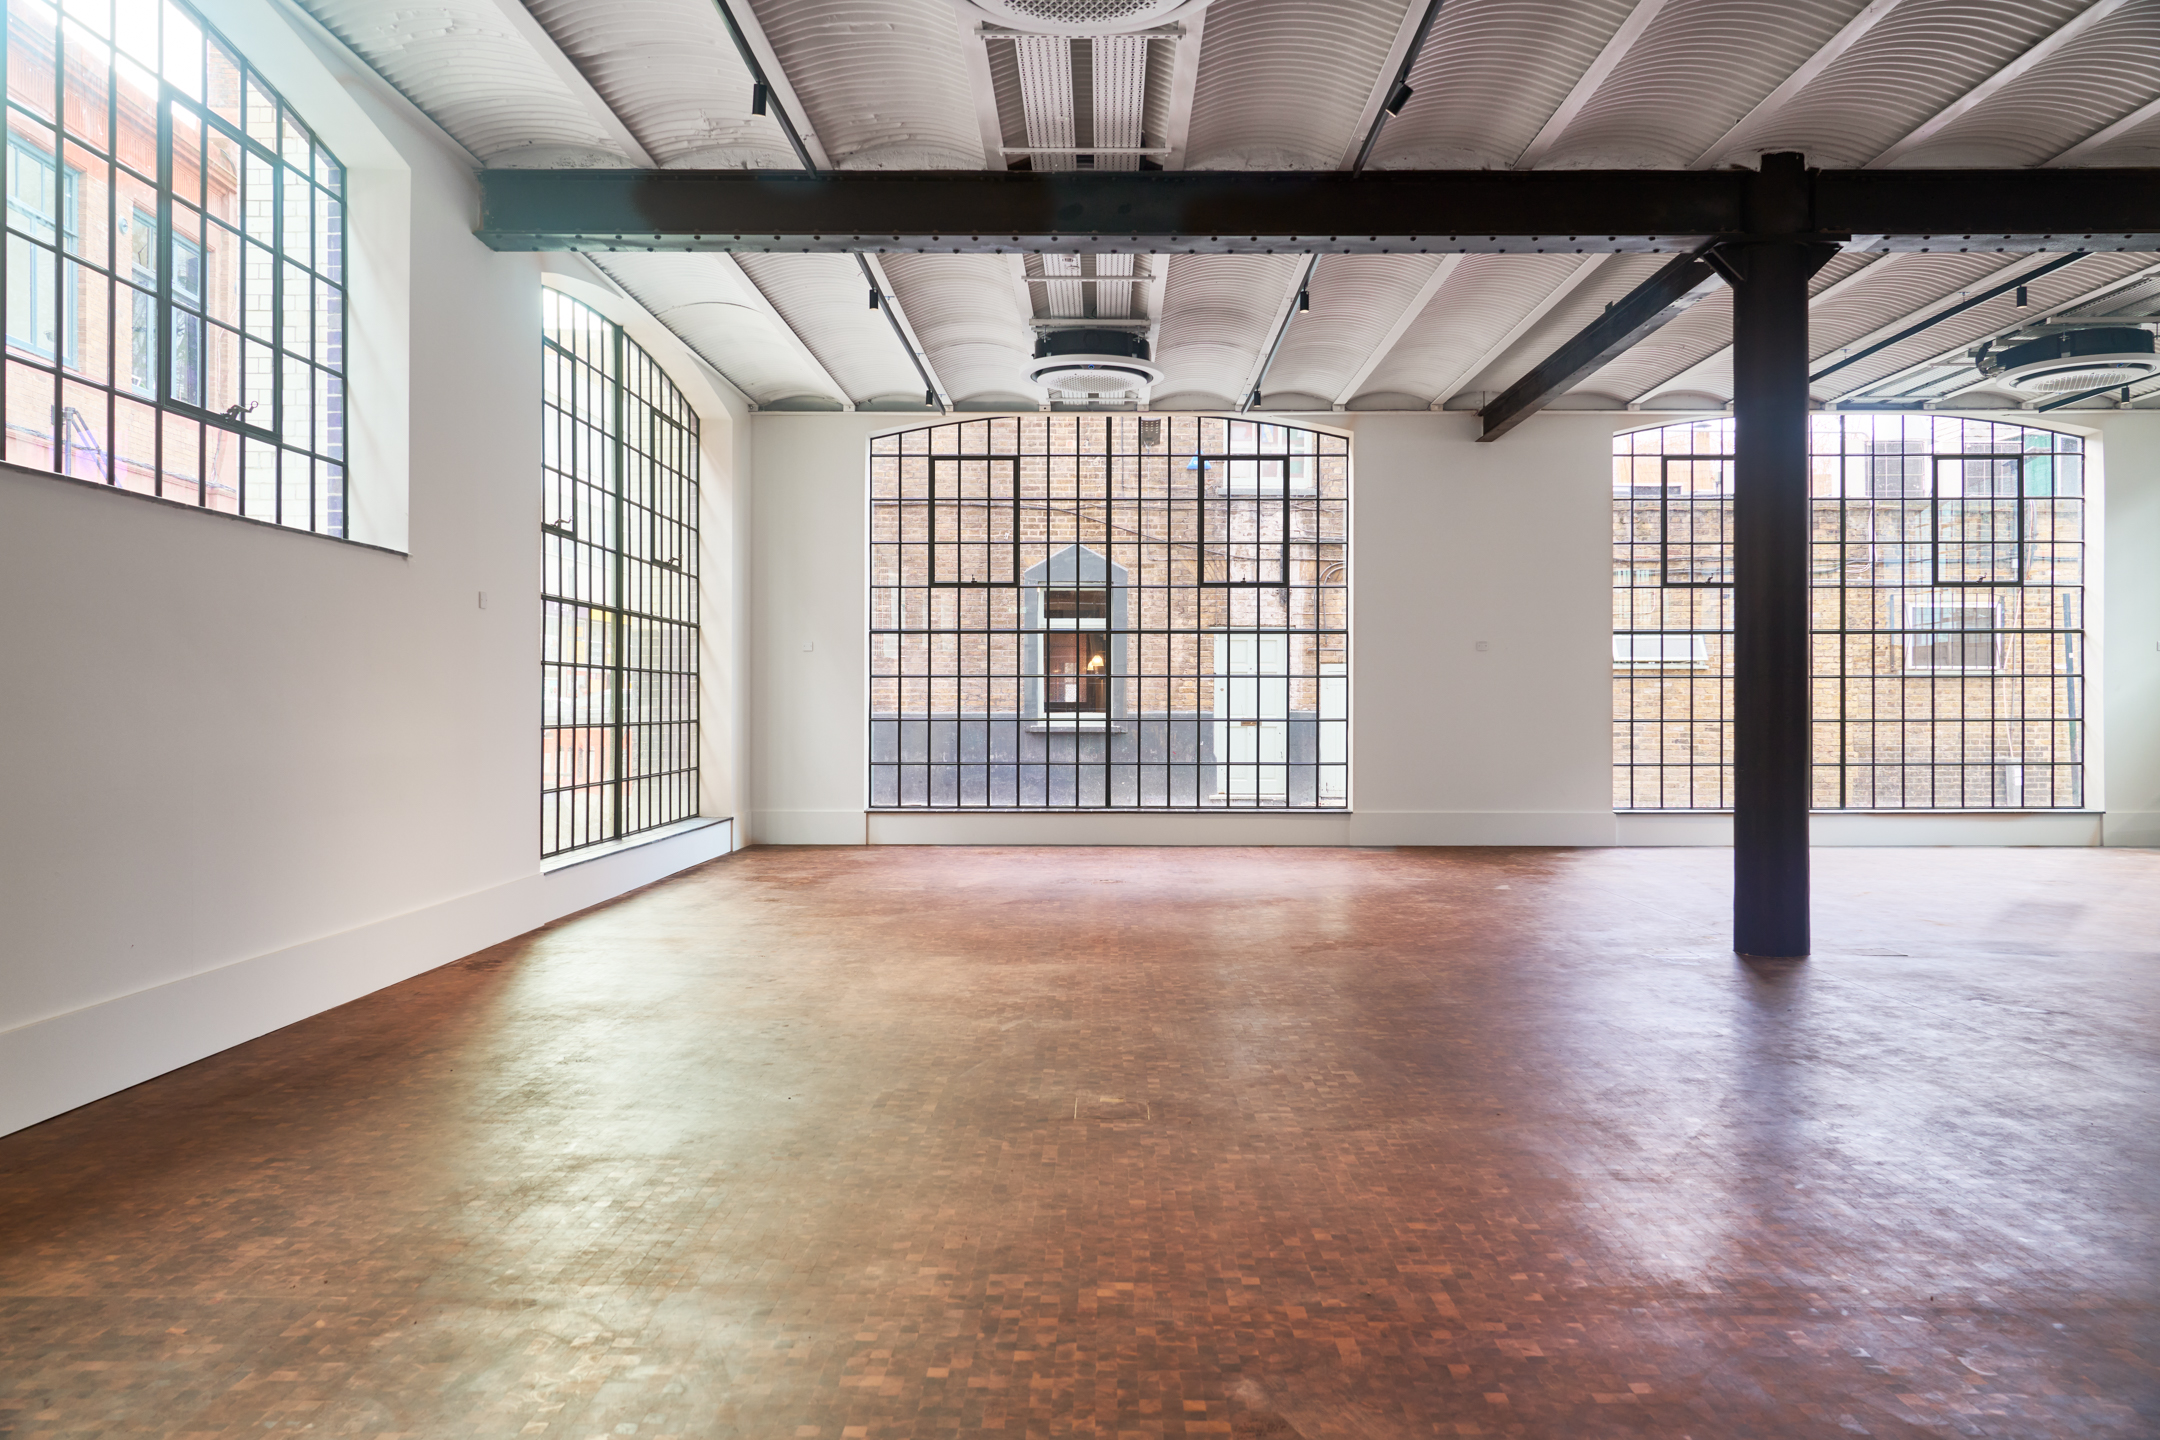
1384, 82, 1413, 116
2016, 285, 2029, 308
751, 82, 768, 116
1298, 289, 1311, 313
868, 289, 881, 309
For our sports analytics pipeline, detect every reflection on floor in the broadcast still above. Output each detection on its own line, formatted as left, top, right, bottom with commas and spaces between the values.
1, 845, 2156, 1438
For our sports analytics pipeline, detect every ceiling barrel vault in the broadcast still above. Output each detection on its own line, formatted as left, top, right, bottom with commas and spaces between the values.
303, 0, 2160, 416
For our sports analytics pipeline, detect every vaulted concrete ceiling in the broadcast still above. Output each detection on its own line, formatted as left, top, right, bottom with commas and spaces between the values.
301, 0, 2160, 415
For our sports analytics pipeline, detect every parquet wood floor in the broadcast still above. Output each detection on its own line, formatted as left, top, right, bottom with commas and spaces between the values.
2, 845, 2155, 1438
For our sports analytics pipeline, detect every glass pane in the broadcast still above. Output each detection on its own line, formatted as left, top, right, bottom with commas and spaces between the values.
243, 76, 276, 147
63, 142, 108, 266
158, 1, 200, 99
61, 23, 111, 152
61, 258, 107, 382
203, 320, 236, 413
159, 407, 199, 501
170, 102, 202, 207
204, 127, 239, 223
243, 148, 273, 244
118, 280, 153, 394
112, 53, 154, 176
113, 0, 156, 67
203, 414, 238, 507
242, 238, 272, 336
59, 377, 105, 479
6, 360, 55, 467
114, 392, 155, 490
169, 307, 201, 404
63, 0, 111, 40
279, 166, 308, 269
201, 37, 241, 124
8, 0, 59, 121
202, 219, 239, 323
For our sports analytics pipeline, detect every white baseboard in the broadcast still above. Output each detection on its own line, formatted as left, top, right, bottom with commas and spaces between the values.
0, 819, 736, 1140
1618, 810, 2106, 847
771, 809, 2128, 849
2101, 811, 2160, 847
845, 810, 1622, 847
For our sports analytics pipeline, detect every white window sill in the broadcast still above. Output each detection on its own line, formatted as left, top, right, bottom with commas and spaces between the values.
541, 816, 729, 873
1027, 721, 1126, 733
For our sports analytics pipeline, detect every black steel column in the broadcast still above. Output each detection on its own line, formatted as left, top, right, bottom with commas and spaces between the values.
1727, 154, 1815, 959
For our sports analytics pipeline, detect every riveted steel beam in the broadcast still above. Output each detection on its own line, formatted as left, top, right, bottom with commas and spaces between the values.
476, 167, 2160, 255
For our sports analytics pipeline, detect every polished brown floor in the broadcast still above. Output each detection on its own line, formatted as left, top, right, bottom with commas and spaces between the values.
2, 846, 2156, 1439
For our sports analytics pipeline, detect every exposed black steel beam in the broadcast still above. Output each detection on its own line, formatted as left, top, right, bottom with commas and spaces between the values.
1809, 251, 2087, 383
1475, 249, 1723, 441
475, 167, 2160, 255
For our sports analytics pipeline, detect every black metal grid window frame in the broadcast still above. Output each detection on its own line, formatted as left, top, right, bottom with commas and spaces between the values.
541, 289, 701, 858
1614, 415, 2085, 812
870, 413, 1350, 811
3, 0, 347, 533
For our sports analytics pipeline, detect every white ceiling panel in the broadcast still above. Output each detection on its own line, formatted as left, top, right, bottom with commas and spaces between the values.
1533, 0, 1871, 169
742, 0, 983, 168
734, 254, 929, 405
1702, 0, 2096, 170
1366, 0, 1639, 169
878, 255, 1040, 408
1262, 255, 1455, 405
1351, 254, 1598, 405
1182, 0, 1411, 169
299, 0, 628, 163
592, 254, 850, 408
1150, 255, 1306, 409
1880, 0, 2160, 167
525, 0, 799, 167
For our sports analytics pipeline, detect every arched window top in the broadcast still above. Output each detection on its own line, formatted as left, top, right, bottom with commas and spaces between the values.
868, 411, 1351, 811
1614, 413, 2083, 461
5, 0, 347, 532
1612, 411, 2087, 813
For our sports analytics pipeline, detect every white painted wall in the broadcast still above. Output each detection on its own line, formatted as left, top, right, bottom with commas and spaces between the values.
0, 0, 749, 1139
750, 407, 2160, 849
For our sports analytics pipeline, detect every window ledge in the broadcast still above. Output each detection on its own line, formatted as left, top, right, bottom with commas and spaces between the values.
542, 816, 729, 873
1026, 722, 1127, 733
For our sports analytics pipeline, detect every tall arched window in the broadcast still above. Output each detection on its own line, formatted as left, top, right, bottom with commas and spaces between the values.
4, 0, 346, 531
1614, 415, 2085, 811
541, 291, 700, 857
870, 414, 1350, 810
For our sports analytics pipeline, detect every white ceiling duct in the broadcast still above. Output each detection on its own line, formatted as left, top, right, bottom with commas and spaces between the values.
961, 0, 1212, 38
1980, 326, 2159, 394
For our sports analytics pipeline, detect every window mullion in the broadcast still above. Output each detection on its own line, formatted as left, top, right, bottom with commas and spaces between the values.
612, 321, 629, 845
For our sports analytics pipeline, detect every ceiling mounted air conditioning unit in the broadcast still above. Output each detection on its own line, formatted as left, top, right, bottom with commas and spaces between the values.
962, 0, 1211, 36
1028, 327, 1164, 397
1976, 325, 2158, 395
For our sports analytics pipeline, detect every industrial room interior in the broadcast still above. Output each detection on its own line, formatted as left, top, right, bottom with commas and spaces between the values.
1, 0, 2157, 1433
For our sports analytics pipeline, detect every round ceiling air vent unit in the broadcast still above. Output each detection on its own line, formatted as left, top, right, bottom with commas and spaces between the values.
1979, 326, 2158, 395
1028, 328, 1163, 395
962, 0, 1211, 36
